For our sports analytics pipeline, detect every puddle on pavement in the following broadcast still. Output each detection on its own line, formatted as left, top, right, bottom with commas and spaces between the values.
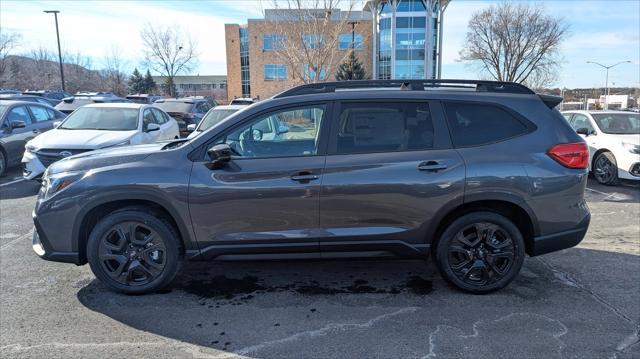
170, 274, 434, 303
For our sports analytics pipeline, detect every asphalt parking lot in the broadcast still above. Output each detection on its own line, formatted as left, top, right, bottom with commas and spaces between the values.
1, 167, 639, 359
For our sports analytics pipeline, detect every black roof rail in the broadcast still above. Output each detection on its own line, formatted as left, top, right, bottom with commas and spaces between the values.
272, 79, 535, 98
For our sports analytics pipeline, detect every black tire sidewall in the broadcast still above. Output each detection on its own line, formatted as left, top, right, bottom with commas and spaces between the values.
435, 211, 525, 294
0, 151, 6, 177
87, 210, 181, 294
594, 151, 619, 185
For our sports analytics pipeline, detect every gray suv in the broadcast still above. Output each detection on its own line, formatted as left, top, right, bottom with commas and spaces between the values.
32, 80, 591, 294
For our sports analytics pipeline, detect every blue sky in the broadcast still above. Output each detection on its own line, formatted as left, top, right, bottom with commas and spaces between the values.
1, 0, 638, 88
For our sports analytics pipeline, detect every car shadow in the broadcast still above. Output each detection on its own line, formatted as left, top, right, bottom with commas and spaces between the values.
585, 177, 640, 204
0, 179, 40, 200
74, 248, 634, 358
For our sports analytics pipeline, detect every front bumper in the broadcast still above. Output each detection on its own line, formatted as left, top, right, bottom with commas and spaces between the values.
32, 212, 80, 264
530, 213, 590, 256
21, 151, 46, 180
616, 152, 640, 180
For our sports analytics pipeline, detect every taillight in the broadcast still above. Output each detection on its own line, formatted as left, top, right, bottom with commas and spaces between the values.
547, 142, 589, 169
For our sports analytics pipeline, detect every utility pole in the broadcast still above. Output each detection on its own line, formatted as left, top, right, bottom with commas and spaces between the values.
586, 60, 631, 110
44, 10, 65, 92
347, 21, 359, 80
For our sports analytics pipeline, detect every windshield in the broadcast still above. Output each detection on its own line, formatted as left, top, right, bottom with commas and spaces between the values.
197, 109, 238, 132
58, 107, 139, 131
592, 113, 640, 134
153, 102, 193, 113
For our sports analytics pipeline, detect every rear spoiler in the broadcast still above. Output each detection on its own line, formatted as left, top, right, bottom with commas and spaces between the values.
538, 94, 563, 109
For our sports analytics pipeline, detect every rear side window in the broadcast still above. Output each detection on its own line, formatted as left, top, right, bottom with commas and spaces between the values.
333, 102, 434, 154
443, 102, 530, 147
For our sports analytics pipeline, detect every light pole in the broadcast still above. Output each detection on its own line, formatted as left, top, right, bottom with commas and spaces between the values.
586, 60, 631, 109
347, 21, 359, 81
44, 10, 65, 92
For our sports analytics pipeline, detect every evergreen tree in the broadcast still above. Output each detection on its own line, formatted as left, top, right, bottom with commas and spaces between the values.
128, 68, 144, 94
335, 51, 366, 81
143, 69, 156, 94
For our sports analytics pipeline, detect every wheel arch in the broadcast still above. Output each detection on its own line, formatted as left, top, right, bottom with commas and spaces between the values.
430, 198, 538, 257
591, 148, 613, 170
74, 195, 195, 264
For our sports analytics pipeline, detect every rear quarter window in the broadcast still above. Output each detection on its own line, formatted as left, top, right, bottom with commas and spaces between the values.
443, 102, 531, 147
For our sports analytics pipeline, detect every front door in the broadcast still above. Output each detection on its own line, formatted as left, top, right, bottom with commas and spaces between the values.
319, 100, 465, 256
2, 105, 35, 162
188, 103, 330, 257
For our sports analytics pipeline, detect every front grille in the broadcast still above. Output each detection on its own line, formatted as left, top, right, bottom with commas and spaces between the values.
35, 149, 90, 167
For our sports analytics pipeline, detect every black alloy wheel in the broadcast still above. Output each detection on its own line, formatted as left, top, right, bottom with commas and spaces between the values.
593, 151, 619, 185
436, 212, 525, 293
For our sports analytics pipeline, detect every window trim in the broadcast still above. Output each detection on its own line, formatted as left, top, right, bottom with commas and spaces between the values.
327, 100, 450, 156
190, 101, 335, 162
440, 100, 537, 149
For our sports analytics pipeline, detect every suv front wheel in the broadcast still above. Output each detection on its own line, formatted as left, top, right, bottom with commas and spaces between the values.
435, 211, 525, 294
87, 208, 182, 294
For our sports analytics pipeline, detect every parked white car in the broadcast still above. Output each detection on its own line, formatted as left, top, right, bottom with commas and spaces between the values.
186, 104, 248, 139
561, 110, 640, 185
22, 103, 179, 180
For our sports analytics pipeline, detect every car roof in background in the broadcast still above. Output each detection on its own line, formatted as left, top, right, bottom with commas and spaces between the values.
213, 105, 248, 110
154, 98, 200, 103
0, 99, 49, 106
562, 110, 636, 115
83, 103, 146, 109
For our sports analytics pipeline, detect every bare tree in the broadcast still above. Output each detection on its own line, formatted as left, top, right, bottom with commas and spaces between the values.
140, 24, 197, 97
261, 0, 362, 84
0, 30, 21, 86
101, 46, 128, 95
459, 2, 568, 87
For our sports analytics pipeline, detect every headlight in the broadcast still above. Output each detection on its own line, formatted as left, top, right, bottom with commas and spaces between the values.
25, 144, 37, 153
41, 171, 85, 200
622, 142, 640, 154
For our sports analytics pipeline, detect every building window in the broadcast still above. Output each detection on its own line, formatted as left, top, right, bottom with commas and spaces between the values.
303, 33, 324, 49
338, 33, 362, 50
239, 27, 251, 97
264, 64, 287, 81
263, 34, 286, 51
302, 64, 326, 81
397, 0, 426, 12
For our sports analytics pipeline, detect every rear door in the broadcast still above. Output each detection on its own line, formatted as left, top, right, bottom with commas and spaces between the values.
319, 100, 465, 256
26, 105, 55, 134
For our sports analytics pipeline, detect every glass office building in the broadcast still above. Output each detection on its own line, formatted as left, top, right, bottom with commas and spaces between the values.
367, 0, 449, 80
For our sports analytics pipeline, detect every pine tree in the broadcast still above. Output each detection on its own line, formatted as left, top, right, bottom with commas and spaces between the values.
335, 51, 366, 81
128, 68, 144, 94
143, 70, 156, 94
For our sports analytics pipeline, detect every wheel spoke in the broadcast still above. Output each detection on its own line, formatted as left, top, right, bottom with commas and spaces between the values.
451, 258, 473, 271
100, 254, 128, 278
488, 251, 514, 259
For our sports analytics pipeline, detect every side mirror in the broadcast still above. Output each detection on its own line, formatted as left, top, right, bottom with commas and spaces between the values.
277, 125, 289, 135
11, 120, 26, 129
206, 143, 232, 169
145, 123, 160, 133
187, 124, 196, 132
53, 121, 62, 128
576, 127, 590, 136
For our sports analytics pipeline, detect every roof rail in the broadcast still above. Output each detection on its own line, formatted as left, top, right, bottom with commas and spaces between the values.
272, 79, 535, 98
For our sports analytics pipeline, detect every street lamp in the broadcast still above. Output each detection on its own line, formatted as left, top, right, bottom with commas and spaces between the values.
44, 10, 65, 92
586, 60, 631, 109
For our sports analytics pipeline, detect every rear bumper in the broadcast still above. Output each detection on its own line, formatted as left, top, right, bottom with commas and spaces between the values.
530, 213, 590, 256
32, 213, 80, 264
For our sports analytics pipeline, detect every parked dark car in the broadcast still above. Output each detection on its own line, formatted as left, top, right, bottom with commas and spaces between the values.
0, 89, 21, 95
0, 94, 59, 107
22, 90, 72, 105
32, 80, 590, 295
125, 94, 163, 104
0, 100, 65, 177
55, 95, 130, 115
153, 98, 212, 137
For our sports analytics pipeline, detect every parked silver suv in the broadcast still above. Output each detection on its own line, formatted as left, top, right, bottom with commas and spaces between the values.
31, 80, 590, 294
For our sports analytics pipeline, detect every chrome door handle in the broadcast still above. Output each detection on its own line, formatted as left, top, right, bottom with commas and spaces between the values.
418, 161, 447, 172
291, 171, 319, 182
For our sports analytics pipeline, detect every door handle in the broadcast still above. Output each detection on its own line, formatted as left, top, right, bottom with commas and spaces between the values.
290, 171, 319, 182
32, 129, 40, 134
418, 160, 447, 172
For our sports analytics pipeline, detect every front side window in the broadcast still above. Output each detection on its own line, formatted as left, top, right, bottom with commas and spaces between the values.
151, 108, 168, 124
592, 113, 640, 134
338, 33, 363, 49
7, 106, 32, 125
28, 105, 53, 122
216, 105, 325, 158
443, 102, 530, 147
59, 107, 139, 131
264, 64, 287, 81
571, 114, 594, 133
332, 102, 434, 154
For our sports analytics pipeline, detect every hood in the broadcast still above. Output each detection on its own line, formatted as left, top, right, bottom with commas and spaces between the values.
29, 129, 138, 150
615, 134, 640, 145
46, 142, 172, 175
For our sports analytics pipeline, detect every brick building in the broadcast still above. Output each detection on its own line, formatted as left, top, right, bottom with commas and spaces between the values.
152, 75, 228, 102
225, 0, 450, 100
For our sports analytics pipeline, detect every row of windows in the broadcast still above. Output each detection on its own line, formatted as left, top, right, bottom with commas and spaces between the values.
261, 33, 363, 51
4, 105, 60, 126
177, 83, 226, 90
209, 102, 530, 159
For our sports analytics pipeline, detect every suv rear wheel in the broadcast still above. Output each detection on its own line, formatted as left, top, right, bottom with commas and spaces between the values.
435, 211, 525, 294
87, 208, 181, 294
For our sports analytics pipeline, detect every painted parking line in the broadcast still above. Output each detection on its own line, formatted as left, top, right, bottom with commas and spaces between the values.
585, 187, 610, 196
0, 177, 26, 188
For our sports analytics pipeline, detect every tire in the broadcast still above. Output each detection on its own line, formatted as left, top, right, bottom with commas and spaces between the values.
435, 211, 525, 294
0, 150, 6, 178
593, 151, 619, 186
87, 208, 182, 294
